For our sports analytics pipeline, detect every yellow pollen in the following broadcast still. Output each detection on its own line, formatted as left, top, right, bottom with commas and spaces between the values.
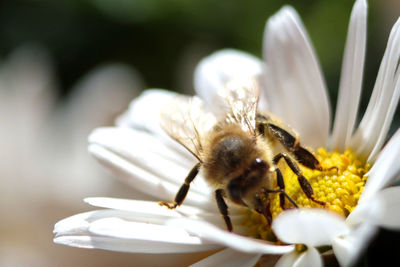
271, 148, 370, 218
242, 148, 370, 241
295, 244, 307, 252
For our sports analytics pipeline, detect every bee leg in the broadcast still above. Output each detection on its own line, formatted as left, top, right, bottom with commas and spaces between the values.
263, 123, 326, 171
273, 153, 325, 206
254, 195, 272, 225
276, 168, 285, 209
215, 189, 233, 232
272, 168, 298, 209
159, 163, 201, 209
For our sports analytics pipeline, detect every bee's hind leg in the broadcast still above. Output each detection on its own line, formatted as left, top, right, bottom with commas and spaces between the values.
215, 189, 233, 232
159, 163, 201, 209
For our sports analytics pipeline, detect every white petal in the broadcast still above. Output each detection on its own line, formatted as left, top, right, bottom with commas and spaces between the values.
330, 0, 367, 151
54, 209, 179, 236
194, 49, 264, 116
54, 235, 146, 252
351, 18, 400, 161
54, 210, 221, 253
90, 217, 208, 245
116, 89, 177, 137
263, 6, 330, 148
275, 247, 322, 267
54, 211, 96, 236
113, 89, 197, 166
84, 197, 246, 228
359, 128, 400, 203
54, 234, 218, 254
272, 209, 350, 247
191, 248, 261, 267
275, 251, 298, 267
168, 218, 294, 254
332, 222, 377, 267
295, 247, 323, 267
85, 197, 205, 217
373, 187, 400, 230
88, 144, 216, 211
88, 127, 205, 192
346, 195, 381, 226
54, 206, 231, 239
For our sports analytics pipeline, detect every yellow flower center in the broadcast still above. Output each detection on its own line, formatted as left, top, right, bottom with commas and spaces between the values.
243, 148, 370, 241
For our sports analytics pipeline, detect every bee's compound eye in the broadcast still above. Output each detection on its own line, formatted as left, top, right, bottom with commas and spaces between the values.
251, 158, 268, 171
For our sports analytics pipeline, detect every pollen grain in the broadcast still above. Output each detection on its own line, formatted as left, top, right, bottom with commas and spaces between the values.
270, 148, 370, 218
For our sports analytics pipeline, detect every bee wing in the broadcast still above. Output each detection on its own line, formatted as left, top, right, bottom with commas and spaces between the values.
160, 95, 217, 162
222, 78, 260, 134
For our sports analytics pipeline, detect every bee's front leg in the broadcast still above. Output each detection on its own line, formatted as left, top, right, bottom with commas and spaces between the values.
215, 189, 233, 232
159, 163, 201, 209
254, 194, 272, 225
265, 168, 299, 210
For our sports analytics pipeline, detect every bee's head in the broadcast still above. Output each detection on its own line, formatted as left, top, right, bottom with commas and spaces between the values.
226, 157, 269, 206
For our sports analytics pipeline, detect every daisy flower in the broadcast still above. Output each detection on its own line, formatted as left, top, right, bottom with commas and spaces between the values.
54, 0, 400, 266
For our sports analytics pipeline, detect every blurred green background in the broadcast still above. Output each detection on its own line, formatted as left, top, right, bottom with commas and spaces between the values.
1, 0, 398, 130
0, 0, 399, 266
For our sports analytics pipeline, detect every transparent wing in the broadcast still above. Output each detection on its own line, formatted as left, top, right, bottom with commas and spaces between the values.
160, 95, 217, 162
222, 78, 260, 134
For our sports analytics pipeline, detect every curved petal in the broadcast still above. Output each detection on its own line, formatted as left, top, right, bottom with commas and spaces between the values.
55, 211, 99, 236
194, 49, 264, 116
351, 18, 400, 161
54, 210, 220, 253
275, 247, 322, 267
88, 144, 216, 211
168, 218, 295, 254
116, 89, 178, 138
346, 195, 381, 226
90, 217, 205, 245
295, 247, 322, 267
88, 127, 206, 193
54, 209, 182, 236
191, 248, 261, 267
330, 0, 367, 151
84, 197, 206, 217
54, 234, 218, 254
275, 251, 298, 267
332, 222, 377, 267
263, 6, 330, 148
373, 187, 400, 230
64, 64, 142, 136
84, 197, 245, 228
358, 128, 400, 203
272, 209, 349, 247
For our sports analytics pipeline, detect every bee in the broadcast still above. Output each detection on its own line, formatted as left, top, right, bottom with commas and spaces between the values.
159, 79, 326, 231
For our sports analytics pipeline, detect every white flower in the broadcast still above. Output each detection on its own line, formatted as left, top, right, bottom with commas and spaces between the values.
54, 0, 400, 266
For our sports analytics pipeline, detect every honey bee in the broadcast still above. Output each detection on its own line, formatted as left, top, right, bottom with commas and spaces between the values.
159, 79, 326, 231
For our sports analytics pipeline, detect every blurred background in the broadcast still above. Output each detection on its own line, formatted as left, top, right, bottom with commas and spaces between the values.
0, 0, 399, 266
